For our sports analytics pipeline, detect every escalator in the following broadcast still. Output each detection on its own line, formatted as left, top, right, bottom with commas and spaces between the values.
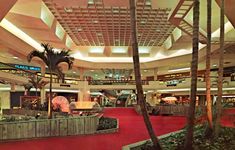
100, 90, 118, 105
115, 94, 131, 107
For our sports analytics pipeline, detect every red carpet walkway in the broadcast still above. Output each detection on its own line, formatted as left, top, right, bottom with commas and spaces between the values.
0, 108, 186, 150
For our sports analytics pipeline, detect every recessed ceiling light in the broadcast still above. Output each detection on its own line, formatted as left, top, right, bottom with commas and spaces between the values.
213, 64, 217, 67
88, 0, 94, 4
145, 0, 151, 5
73, 71, 76, 74
140, 20, 146, 24
144, 70, 148, 72
13, 56, 18, 59
112, 9, 119, 13
97, 33, 102, 36
76, 28, 82, 32
64, 7, 73, 13
90, 70, 94, 72
93, 20, 99, 23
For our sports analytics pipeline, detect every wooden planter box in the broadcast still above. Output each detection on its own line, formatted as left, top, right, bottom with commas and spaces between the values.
134, 105, 205, 116
0, 115, 99, 141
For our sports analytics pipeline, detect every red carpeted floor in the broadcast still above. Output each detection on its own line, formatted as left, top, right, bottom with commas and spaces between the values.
0, 108, 186, 150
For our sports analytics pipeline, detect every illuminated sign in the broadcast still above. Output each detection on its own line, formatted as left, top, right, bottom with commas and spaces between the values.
14, 64, 41, 71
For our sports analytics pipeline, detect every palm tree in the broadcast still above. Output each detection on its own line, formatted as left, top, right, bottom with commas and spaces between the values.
129, 0, 161, 149
184, 0, 200, 149
215, 0, 224, 137
27, 43, 74, 118
23, 83, 33, 96
28, 75, 49, 96
205, 0, 213, 136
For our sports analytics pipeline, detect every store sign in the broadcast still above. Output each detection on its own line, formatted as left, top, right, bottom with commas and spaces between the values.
223, 97, 235, 103
14, 64, 41, 71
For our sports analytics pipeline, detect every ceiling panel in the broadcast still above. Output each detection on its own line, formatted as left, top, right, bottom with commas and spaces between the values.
43, 0, 175, 47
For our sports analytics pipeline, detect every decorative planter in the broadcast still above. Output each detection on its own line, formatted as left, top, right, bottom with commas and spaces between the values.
0, 114, 99, 141
122, 130, 183, 150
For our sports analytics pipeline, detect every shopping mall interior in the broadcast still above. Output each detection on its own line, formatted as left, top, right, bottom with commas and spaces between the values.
0, 0, 235, 150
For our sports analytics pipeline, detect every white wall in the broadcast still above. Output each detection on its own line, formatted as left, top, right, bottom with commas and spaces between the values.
0, 91, 10, 114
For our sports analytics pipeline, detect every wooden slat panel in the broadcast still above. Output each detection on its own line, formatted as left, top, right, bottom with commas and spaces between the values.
0, 124, 2, 140
36, 120, 50, 137
50, 119, 59, 136
6, 123, 15, 139
2, 124, 8, 140
27, 121, 36, 138
77, 117, 85, 134
67, 118, 76, 135
59, 119, 68, 136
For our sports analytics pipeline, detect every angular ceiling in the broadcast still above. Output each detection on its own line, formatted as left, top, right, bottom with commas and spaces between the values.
0, 0, 234, 70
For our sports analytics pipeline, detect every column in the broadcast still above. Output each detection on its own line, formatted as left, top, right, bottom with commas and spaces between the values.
79, 68, 85, 80
40, 64, 46, 104
78, 80, 90, 101
154, 68, 158, 81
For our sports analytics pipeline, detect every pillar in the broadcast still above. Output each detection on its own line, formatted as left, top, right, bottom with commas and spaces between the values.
154, 68, 158, 81
78, 80, 90, 101
40, 64, 46, 104
79, 68, 85, 80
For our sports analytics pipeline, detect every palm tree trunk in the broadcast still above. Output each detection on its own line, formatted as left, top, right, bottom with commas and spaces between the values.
205, 0, 213, 136
215, 0, 224, 137
35, 75, 38, 96
129, 0, 161, 149
184, 0, 200, 149
48, 71, 53, 119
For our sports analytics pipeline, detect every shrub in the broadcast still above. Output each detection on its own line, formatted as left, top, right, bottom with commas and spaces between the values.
97, 117, 117, 130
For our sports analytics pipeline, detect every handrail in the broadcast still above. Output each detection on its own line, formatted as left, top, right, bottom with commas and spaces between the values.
88, 79, 150, 85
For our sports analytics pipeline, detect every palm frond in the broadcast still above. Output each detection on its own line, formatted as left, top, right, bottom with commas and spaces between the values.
55, 67, 64, 80
27, 50, 47, 63
56, 56, 74, 69
23, 83, 33, 91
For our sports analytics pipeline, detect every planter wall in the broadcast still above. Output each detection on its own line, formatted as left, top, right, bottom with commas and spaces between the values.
0, 115, 99, 141
122, 130, 183, 150
134, 105, 205, 116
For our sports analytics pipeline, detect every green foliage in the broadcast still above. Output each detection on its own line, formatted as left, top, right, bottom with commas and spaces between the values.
27, 43, 74, 73
132, 125, 235, 150
0, 115, 33, 122
97, 117, 117, 130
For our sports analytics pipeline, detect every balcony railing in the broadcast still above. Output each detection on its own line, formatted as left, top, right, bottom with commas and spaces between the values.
88, 79, 150, 85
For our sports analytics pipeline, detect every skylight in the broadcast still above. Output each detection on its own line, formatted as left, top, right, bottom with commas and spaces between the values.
89, 47, 104, 53
112, 47, 128, 53
139, 47, 150, 54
